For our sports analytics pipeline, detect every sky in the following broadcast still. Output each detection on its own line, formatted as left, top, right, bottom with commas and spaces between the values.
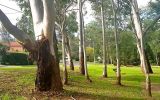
0, 0, 152, 25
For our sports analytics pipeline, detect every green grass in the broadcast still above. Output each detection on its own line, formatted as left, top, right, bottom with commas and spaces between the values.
0, 64, 160, 99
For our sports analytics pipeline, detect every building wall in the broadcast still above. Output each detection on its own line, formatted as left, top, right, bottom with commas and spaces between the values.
10, 47, 24, 52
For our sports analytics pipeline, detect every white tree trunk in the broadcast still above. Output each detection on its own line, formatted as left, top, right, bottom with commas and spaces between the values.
78, 0, 85, 75
82, 13, 91, 82
130, 0, 151, 96
111, 0, 121, 85
42, 0, 55, 56
62, 30, 68, 84
29, 0, 43, 38
101, 0, 107, 78
65, 35, 74, 70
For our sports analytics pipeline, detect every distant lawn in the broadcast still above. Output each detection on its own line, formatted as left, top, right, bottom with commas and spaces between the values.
0, 64, 160, 99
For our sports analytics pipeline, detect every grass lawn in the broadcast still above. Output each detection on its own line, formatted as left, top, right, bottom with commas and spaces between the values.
0, 63, 160, 100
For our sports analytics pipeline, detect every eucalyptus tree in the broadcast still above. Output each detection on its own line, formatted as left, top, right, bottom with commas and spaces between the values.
100, 0, 107, 78
65, 11, 78, 71
55, 0, 77, 84
78, 0, 92, 81
0, 0, 63, 91
78, 0, 85, 75
90, 0, 110, 77
111, 0, 121, 85
129, 0, 160, 96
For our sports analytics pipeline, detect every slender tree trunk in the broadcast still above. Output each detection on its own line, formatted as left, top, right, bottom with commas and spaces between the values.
111, 0, 121, 85
62, 31, 68, 85
78, 0, 85, 75
93, 41, 96, 63
82, 13, 92, 82
60, 13, 68, 85
101, 0, 107, 78
156, 52, 160, 66
65, 35, 74, 70
130, 0, 151, 96
155, 53, 158, 66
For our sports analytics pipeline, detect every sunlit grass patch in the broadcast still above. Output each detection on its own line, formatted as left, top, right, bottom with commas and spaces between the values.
0, 63, 160, 99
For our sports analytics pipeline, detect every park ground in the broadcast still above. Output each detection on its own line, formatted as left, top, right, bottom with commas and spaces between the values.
0, 63, 160, 100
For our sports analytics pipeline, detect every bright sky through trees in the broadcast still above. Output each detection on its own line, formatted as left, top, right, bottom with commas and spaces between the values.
0, 0, 152, 25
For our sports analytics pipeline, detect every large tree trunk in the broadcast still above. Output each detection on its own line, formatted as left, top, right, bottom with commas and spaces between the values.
0, 0, 63, 92
111, 0, 121, 85
78, 0, 85, 75
130, 0, 151, 96
65, 34, 74, 70
101, 0, 107, 78
35, 38, 62, 91
35, 0, 63, 91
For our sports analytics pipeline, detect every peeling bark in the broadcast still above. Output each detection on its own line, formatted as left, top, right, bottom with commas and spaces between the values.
35, 38, 62, 91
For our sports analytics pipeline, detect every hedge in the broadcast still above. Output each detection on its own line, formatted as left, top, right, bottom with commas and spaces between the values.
1, 52, 33, 65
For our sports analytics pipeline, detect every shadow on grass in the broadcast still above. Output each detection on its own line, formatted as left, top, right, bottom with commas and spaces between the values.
64, 89, 143, 100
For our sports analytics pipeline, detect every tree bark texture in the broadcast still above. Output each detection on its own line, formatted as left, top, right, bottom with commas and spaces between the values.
78, 0, 85, 75
35, 38, 62, 91
145, 49, 153, 74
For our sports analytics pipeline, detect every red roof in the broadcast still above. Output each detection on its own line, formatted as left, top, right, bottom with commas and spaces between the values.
1, 41, 22, 47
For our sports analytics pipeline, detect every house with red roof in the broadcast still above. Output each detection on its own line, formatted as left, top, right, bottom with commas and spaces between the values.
0, 41, 25, 52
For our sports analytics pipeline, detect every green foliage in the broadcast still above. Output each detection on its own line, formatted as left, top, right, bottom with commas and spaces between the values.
85, 21, 102, 60
12, 0, 34, 38
0, 44, 8, 56
85, 21, 141, 65
86, 47, 94, 61
66, 11, 78, 36
149, 0, 160, 14
119, 31, 139, 65
1, 52, 33, 65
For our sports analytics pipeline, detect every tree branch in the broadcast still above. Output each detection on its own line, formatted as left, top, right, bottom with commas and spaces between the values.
82, 0, 87, 5
0, 9, 35, 51
65, 0, 75, 12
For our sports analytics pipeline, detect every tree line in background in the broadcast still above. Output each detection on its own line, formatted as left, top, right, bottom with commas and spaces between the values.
0, 0, 160, 97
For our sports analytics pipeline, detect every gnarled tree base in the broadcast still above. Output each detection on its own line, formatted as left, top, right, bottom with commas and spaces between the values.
29, 38, 63, 92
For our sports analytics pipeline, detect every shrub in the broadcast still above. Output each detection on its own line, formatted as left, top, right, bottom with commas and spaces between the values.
1, 52, 33, 65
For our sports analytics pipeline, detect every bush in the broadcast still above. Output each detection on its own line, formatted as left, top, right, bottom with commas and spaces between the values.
1, 52, 33, 65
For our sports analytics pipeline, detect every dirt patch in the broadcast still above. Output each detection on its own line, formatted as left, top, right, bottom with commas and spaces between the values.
142, 82, 160, 92
151, 83, 160, 92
